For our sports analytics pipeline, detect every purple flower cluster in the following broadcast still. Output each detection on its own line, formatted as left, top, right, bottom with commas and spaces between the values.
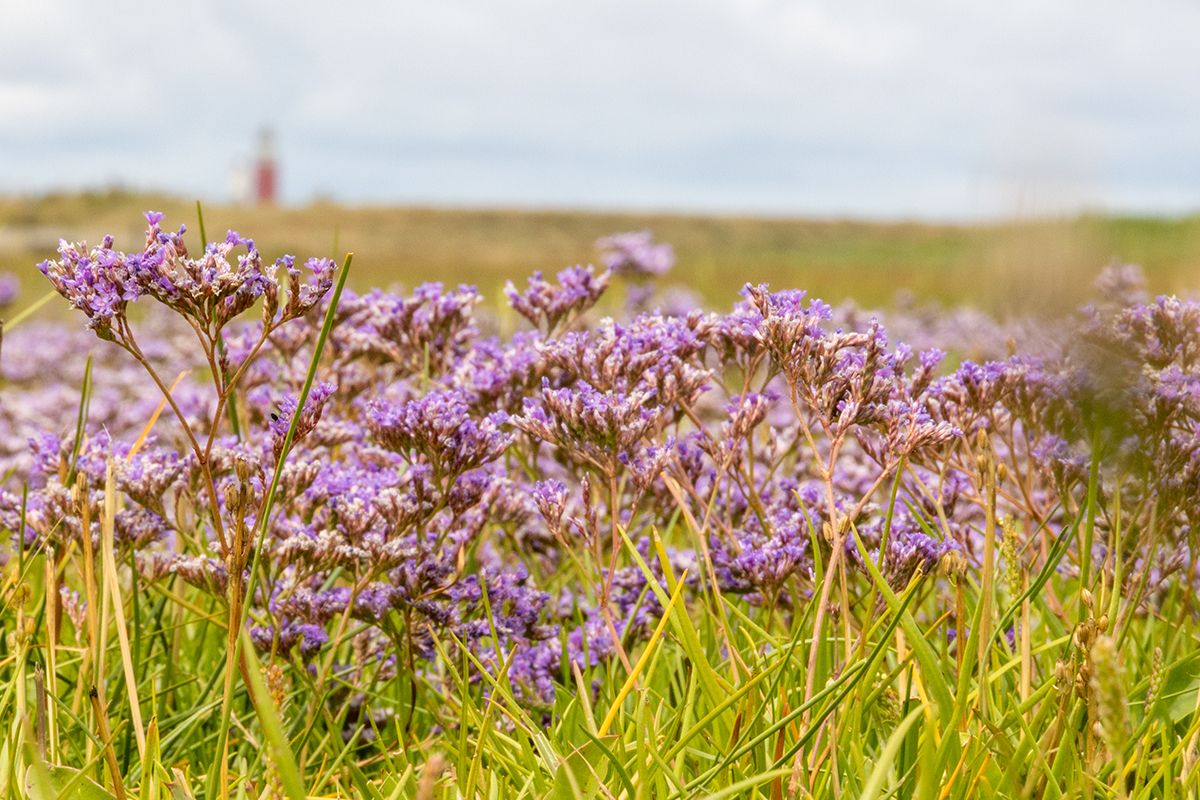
0, 271, 19, 309
369, 389, 511, 482
332, 283, 480, 378
596, 230, 675, 277
270, 381, 337, 458
38, 213, 336, 345
505, 265, 610, 333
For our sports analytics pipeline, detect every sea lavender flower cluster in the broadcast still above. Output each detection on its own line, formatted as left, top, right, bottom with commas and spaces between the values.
8, 215, 1200, 727
505, 265, 610, 333
369, 389, 511, 483
0, 271, 18, 309
37, 213, 333, 347
331, 283, 480, 378
596, 229, 675, 277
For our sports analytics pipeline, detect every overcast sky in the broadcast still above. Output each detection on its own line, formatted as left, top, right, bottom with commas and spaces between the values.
2, 1, 1198, 219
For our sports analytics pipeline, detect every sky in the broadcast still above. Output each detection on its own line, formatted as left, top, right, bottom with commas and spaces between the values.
2, 0, 1199, 219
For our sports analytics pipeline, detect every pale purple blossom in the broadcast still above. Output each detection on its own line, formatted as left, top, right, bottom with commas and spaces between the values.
596, 230, 674, 277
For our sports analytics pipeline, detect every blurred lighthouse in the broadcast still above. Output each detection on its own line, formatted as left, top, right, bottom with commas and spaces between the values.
253, 128, 278, 205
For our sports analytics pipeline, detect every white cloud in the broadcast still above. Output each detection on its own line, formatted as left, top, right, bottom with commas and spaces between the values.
1, 0, 1198, 218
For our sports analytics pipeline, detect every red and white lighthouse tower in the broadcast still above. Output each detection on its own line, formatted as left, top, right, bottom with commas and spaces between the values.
253, 128, 278, 205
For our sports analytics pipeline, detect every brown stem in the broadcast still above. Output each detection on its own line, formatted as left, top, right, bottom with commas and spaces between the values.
121, 335, 230, 552
89, 687, 128, 800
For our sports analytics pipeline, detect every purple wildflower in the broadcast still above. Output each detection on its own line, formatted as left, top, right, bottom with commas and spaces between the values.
369, 389, 512, 482
532, 479, 569, 535
505, 265, 611, 332
270, 381, 337, 458
0, 272, 19, 308
596, 230, 674, 277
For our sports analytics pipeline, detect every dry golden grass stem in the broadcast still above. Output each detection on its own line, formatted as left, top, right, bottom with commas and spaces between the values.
74, 474, 101, 763
103, 458, 146, 757
415, 753, 446, 800
976, 430, 998, 717
43, 545, 60, 760
33, 664, 47, 757
89, 685, 128, 800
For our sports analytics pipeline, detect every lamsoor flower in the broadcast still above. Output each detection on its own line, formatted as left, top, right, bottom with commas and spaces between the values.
332, 283, 480, 377
539, 313, 711, 404
596, 230, 674, 277
505, 265, 610, 333
0, 271, 19, 308
38, 233, 144, 339
38, 212, 338, 346
450, 331, 544, 412
880, 523, 958, 590
710, 506, 811, 601
250, 619, 329, 659
531, 479, 569, 535
270, 381, 337, 458
368, 389, 512, 483
511, 378, 671, 475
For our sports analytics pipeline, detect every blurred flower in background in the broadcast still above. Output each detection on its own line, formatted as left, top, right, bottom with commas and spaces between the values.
0, 272, 19, 310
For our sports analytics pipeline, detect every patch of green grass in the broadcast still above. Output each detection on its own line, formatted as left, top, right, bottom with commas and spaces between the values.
2, 463, 1196, 798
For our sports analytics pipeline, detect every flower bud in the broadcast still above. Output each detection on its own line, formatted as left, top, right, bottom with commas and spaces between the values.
223, 484, 240, 513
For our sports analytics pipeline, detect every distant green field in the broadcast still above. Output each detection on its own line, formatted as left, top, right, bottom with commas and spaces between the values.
3, 190, 1200, 314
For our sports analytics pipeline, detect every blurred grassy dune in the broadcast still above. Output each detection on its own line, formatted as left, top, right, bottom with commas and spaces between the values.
3, 190, 1200, 313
